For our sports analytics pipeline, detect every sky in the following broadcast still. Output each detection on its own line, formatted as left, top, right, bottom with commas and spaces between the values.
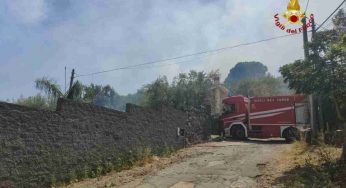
0, 0, 344, 100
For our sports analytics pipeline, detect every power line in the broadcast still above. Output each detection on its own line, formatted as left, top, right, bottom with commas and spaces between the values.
305, 0, 311, 13
76, 33, 302, 78
125, 47, 234, 71
315, 23, 330, 31
72, 0, 345, 78
316, 0, 346, 31
128, 58, 203, 70
322, 21, 334, 31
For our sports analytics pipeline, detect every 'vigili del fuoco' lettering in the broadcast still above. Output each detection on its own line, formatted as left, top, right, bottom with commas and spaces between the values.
274, 13, 314, 34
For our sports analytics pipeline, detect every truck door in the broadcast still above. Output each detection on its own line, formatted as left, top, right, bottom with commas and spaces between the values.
222, 103, 245, 126
223, 103, 236, 115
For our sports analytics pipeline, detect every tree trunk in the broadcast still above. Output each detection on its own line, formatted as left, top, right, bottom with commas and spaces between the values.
332, 96, 346, 160
343, 123, 346, 160
342, 125, 346, 161
318, 95, 325, 132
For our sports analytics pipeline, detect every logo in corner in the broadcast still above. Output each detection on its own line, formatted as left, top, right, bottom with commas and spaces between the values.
274, 0, 314, 34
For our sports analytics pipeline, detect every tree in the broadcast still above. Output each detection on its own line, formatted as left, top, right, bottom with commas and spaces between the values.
33, 78, 145, 111
280, 9, 346, 159
84, 84, 122, 109
171, 71, 213, 111
83, 84, 103, 103
143, 76, 172, 108
35, 77, 85, 109
142, 70, 214, 111
333, 9, 346, 36
224, 62, 268, 87
231, 75, 291, 97
331, 34, 346, 160
280, 23, 346, 113
35, 77, 84, 100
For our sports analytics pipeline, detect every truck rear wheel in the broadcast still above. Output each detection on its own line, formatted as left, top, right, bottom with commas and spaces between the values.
232, 125, 246, 140
283, 127, 300, 142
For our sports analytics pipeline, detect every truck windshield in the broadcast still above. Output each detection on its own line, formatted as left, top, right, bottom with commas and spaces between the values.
223, 104, 236, 114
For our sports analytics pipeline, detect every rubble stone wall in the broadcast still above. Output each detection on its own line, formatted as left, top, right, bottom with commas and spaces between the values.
0, 99, 209, 187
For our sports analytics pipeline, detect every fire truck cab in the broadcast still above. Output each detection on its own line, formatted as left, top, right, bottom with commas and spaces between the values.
221, 95, 309, 141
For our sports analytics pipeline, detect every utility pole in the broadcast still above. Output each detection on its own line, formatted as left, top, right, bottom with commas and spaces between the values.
69, 69, 75, 92
311, 17, 325, 134
302, 17, 309, 59
302, 17, 316, 141
65, 66, 67, 93
311, 17, 316, 39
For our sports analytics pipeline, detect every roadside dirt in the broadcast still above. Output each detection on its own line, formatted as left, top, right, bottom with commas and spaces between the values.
68, 140, 292, 188
257, 142, 296, 188
258, 142, 344, 188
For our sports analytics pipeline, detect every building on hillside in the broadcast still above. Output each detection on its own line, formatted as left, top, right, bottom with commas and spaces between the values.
208, 76, 229, 116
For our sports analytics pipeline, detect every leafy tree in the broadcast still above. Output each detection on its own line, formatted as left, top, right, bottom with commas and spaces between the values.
84, 84, 124, 109
31, 79, 145, 111
35, 77, 84, 100
171, 71, 213, 111
231, 75, 292, 97
333, 9, 346, 36
224, 62, 268, 87
224, 62, 290, 97
280, 14, 346, 115
280, 9, 346, 158
35, 78, 63, 98
123, 89, 146, 107
66, 81, 84, 101
83, 84, 103, 103
34, 77, 85, 109
142, 70, 214, 111
142, 76, 172, 108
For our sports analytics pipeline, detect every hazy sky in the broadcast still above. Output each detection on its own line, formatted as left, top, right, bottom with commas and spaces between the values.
0, 0, 344, 100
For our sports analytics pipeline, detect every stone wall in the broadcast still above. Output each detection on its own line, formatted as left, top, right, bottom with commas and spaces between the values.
343, 129, 346, 161
0, 99, 209, 187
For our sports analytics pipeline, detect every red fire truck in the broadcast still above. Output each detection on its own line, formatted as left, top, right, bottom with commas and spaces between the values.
220, 95, 310, 141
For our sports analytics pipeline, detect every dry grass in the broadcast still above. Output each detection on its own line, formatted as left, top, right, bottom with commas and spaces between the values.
258, 141, 344, 188
66, 147, 195, 188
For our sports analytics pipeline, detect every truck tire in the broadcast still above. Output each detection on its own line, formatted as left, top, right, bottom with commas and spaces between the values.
283, 127, 300, 142
231, 125, 246, 140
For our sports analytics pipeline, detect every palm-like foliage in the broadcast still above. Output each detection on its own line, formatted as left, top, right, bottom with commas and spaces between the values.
35, 77, 83, 100
35, 77, 63, 98
34, 78, 141, 110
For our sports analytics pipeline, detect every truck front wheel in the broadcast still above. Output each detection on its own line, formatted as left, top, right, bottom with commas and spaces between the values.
231, 125, 246, 140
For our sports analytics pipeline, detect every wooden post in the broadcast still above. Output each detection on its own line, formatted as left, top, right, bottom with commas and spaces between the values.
64, 66, 67, 93
311, 17, 316, 39
67, 69, 76, 100
344, 124, 346, 160
312, 18, 325, 133
302, 17, 316, 141
69, 69, 75, 91
302, 17, 309, 59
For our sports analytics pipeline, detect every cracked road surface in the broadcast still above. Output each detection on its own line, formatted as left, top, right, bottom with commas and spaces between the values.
122, 140, 290, 188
